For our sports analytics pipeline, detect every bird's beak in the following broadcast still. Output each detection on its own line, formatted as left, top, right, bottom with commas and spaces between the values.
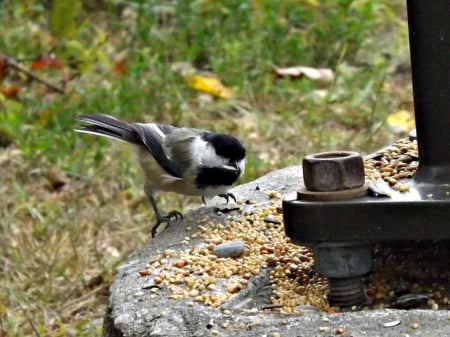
220, 164, 239, 173
221, 162, 243, 176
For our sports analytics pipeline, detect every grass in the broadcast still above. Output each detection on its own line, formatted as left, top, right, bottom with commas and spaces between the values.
0, 0, 412, 335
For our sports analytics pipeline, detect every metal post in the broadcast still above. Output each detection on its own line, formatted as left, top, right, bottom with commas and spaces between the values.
282, 1, 450, 306
407, 0, 450, 184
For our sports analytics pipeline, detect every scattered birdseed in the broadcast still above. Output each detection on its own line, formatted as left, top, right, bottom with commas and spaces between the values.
140, 138, 449, 314
319, 326, 330, 333
267, 190, 282, 199
383, 320, 401, 328
335, 327, 345, 335
365, 138, 418, 187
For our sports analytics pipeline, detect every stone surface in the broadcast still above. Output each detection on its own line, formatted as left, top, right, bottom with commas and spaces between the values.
103, 166, 450, 337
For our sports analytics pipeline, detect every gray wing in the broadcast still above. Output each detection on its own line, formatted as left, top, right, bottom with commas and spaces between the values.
132, 123, 185, 178
162, 128, 205, 177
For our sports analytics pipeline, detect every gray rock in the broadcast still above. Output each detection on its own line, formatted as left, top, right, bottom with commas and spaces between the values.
212, 240, 246, 258
103, 166, 450, 337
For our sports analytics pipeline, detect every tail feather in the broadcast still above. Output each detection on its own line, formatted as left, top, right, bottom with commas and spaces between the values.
75, 113, 138, 143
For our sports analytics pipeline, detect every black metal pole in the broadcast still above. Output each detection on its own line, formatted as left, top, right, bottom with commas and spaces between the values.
407, 0, 450, 184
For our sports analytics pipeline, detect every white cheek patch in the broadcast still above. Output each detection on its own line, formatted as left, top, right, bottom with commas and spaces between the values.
190, 137, 228, 167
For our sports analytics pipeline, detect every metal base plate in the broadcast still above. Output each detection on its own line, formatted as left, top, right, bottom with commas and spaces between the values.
283, 180, 450, 245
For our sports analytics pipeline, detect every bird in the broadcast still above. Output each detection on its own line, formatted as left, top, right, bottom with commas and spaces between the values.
74, 113, 246, 237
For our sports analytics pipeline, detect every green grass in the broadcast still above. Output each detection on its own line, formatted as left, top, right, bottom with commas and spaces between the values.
0, 0, 411, 335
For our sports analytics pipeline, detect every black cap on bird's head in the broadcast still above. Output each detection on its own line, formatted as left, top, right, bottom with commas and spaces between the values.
202, 133, 246, 162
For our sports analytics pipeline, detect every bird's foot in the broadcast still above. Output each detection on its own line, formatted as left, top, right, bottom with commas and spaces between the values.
151, 210, 184, 238
218, 192, 237, 204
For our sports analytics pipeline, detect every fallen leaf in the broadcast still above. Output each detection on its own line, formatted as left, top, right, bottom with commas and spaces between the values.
49, 0, 82, 39
271, 64, 334, 83
186, 73, 233, 98
0, 302, 7, 315
46, 168, 67, 191
301, 0, 319, 7
38, 109, 51, 127
30, 55, 64, 70
0, 83, 20, 98
386, 110, 415, 133
0, 55, 6, 80
112, 60, 128, 75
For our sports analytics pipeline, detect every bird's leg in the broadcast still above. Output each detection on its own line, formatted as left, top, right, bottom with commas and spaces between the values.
147, 194, 183, 238
217, 192, 237, 204
201, 196, 207, 205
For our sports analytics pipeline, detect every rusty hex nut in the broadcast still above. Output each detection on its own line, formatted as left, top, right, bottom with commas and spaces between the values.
302, 151, 365, 192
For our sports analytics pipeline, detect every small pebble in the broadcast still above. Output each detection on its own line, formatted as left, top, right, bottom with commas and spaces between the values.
212, 241, 245, 258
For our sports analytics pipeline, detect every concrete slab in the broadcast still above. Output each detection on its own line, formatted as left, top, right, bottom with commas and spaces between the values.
102, 166, 450, 337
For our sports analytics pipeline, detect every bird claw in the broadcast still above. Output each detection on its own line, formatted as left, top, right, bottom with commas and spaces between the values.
151, 210, 184, 238
218, 192, 237, 204
166, 210, 184, 221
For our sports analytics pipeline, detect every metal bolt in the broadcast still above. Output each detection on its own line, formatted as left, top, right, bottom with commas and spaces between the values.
327, 277, 366, 307
314, 243, 372, 307
302, 151, 365, 192
301, 151, 369, 307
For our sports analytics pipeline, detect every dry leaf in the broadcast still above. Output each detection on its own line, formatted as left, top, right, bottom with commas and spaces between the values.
0, 56, 6, 80
38, 109, 51, 127
47, 168, 67, 191
386, 110, 415, 133
0, 83, 20, 98
0, 302, 7, 315
186, 73, 233, 98
112, 60, 128, 75
271, 64, 334, 83
30, 55, 64, 70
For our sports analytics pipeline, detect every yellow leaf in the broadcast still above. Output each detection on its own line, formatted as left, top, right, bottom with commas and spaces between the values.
186, 74, 233, 99
38, 109, 51, 127
0, 302, 7, 315
301, 0, 319, 7
386, 110, 415, 133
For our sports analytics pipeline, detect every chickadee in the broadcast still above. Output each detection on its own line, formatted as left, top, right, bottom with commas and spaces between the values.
75, 113, 246, 237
